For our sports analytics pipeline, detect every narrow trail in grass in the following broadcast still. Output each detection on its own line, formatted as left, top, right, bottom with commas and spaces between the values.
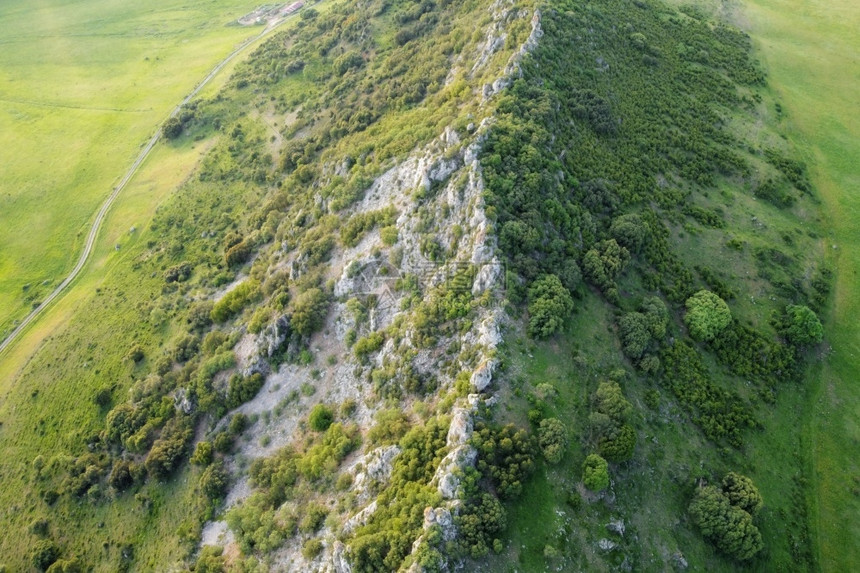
0, 96, 152, 113
0, 15, 296, 356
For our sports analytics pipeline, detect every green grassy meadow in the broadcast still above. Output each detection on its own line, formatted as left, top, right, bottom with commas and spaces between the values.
739, 0, 860, 569
0, 0, 263, 338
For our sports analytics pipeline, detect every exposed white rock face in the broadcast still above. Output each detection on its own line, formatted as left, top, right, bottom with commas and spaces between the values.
471, 358, 499, 393
598, 538, 618, 552
607, 518, 625, 536
479, 4, 544, 100
200, 2, 545, 571
423, 506, 457, 542
332, 541, 352, 573
352, 445, 401, 497
342, 500, 378, 535
447, 407, 474, 447
434, 445, 478, 499
172, 388, 194, 414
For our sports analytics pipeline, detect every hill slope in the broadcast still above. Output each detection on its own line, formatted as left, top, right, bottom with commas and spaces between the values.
0, 0, 843, 571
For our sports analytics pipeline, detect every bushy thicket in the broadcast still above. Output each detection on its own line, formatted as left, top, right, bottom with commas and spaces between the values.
689, 473, 764, 560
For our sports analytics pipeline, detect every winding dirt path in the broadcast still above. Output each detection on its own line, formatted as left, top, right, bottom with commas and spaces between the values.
0, 16, 293, 356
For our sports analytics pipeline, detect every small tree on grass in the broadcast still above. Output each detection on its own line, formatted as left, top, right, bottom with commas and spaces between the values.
721, 472, 763, 516
200, 461, 229, 500
163, 116, 183, 139
598, 423, 636, 463
778, 304, 823, 346
538, 418, 567, 464
31, 540, 59, 571
582, 453, 609, 491
527, 274, 573, 339
684, 290, 731, 341
689, 484, 763, 560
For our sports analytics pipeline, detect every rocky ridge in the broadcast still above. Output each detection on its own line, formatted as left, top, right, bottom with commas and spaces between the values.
199, 1, 543, 570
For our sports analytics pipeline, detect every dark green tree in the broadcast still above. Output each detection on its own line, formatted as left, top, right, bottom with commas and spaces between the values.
163, 116, 183, 139
618, 312, 651, 359
779, 304, 823, 346
598, 423, 636, 463
527, 274, 573, 338
291, 287, 330, 337
200, 461, 229, 500
610, 213, 647, 253
537, 418, 567, 464
31, 540, 59, 571
582, 239, 630, 292
721, 472, 763, 516
308, 404, 334, 432
689, 485, 763, 560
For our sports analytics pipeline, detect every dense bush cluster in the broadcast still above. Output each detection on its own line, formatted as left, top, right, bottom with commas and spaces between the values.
689, 473, 764, 560
477, 0, 823, 465
587, 380, 635, 462
228, 422, 360, 554
661, 342, 755, 447
527, 275, 573, 338
348, 417, 449, 571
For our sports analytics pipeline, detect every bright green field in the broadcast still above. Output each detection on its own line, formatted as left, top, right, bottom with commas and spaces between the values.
739, 0, 860, 569
0, 0, 263, 339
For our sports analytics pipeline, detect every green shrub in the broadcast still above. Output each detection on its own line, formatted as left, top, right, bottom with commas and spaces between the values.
689, 484, 763, 560
31, 540, 59, 571
308, 404, 334, 432
211, 280, 260, 323
107, 460, 136, 492
229, 413, 249, 435
582, 454, 609, 491
354, 331, 385, 359
200, 461, 229, 500
29, 518, 50, 537
618, 312, 651, 359
144, 417, 193, 481
721, 472, 764, 516
472, 423, 536, 499
593, 381, 632, 422
597, 423, 636, 463
302, 539, 324, 560
684, 290, 731, 341
380, 225, 398, 245
227, 373, 265, 409
298, 502, 328, 533
527, 274, 573, 338
367, 409, 410, 445
45, 557, 84, 573
190, 441, 214, 466
194, 546, 226, 573
290, 287, 330, 337
778, 304, 823, 346
537, 418, 567, 464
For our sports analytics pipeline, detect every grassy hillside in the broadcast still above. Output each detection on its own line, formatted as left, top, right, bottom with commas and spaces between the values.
473, 0, 830, 570
738, 0, 860, 569
0, 0, 263, 338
